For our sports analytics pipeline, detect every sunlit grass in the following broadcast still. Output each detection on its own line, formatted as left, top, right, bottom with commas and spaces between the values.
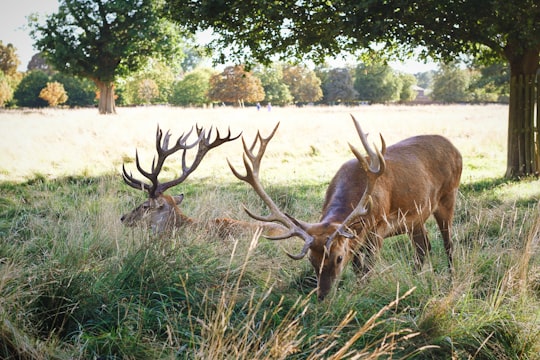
0, 105, 539, 358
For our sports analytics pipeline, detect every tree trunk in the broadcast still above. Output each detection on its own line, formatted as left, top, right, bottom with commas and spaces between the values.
505, 48, 539, 178
94, 79, 117, 115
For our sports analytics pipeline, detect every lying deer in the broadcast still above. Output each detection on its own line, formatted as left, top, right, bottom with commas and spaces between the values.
121, 124, 286, 238
229, 116, 462, 300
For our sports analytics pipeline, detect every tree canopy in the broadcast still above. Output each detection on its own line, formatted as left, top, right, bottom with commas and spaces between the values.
30, 0, 185, 114
165, 0, 540, 177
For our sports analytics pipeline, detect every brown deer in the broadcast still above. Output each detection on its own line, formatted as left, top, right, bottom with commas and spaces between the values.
121, 124, 286, 238
229, 115, 462, 300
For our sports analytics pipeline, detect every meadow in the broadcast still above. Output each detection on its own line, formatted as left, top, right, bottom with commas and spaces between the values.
0, 104, 539, 359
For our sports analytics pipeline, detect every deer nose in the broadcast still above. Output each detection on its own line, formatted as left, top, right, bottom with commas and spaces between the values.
120, 215, 126, 222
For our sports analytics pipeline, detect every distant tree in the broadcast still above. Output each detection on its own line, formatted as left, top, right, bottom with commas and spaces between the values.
39, 81, 68, 107
321, 67, 357, 104
282, 65, 322, 104
171, 67, 215, 107
354, 63, 400, 103
27, 53, 55, 75
431, 63, 471, 103
208, 65, 265, 107
52, 72, 96, 107
398, 73, 418, 102
30, 0, 184, 114
137, 79, 160, 105
13, 71, 49, 108
468, 62, 510, 103
0, 74, 13, 107
415, 71, 435, 90
0, 41, 20, 76
254, 64, 293, 106
119, 59, 177, 105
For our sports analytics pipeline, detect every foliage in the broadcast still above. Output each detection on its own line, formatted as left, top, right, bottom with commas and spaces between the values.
30, 0, 185, 114
0, 73, 13, 107
0, 41, 20, 76
431, 63, 472, 103
164, 0, 540, 178
12, 71, 49, 108
118, 59, 178, 105
320, 67, 357, 104
27, 53, 55, 75
170, 67, 215, 107
468, 63, 510, 104
354, 63, 401, 103
208, 65, 264, 106
398, 72, 418, 102
52, 72, 96, 107
38, 81, 68, 107
282, 65, 323, 104
254, 64, 294, 106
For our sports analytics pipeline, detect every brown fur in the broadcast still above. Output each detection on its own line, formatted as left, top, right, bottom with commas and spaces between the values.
306, 134, 462, 300
121, 193, 287, 238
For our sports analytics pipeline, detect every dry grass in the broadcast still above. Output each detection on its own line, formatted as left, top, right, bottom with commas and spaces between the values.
0, 104, 508, 183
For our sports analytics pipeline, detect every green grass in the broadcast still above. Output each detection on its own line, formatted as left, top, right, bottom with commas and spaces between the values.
1, 170, 539, 359
0, 105, 539, 359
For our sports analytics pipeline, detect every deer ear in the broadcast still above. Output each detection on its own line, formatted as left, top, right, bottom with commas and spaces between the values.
172, 194, 184, 205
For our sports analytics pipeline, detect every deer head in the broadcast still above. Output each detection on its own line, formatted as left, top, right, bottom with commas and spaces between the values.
121, 124, 240, 233
228, 116, 385, 300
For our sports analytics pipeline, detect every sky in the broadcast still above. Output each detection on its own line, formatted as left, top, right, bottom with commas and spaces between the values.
1, 0, 437, 74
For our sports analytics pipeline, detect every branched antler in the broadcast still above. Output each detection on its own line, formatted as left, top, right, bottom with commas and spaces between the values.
123, 124, 240, 197
228, 123, 315, 260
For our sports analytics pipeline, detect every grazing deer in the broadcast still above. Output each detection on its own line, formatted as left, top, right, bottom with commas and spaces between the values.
121, 125, 286, 238
229, 116, 462, 300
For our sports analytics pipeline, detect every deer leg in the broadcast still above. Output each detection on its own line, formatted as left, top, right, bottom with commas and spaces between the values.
411, 225, 430, 270
434, 192, 457, 270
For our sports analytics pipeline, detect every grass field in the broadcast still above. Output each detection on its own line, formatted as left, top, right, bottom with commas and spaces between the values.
0, 104, 539, 359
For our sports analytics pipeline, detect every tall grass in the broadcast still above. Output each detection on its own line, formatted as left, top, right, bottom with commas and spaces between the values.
0, 105, 539, 359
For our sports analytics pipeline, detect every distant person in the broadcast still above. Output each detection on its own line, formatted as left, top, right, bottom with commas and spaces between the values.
267, 102, 272, 111
256, 102, 261, 111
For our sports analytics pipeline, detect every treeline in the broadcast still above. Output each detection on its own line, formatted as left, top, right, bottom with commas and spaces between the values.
1, 44, 509, 109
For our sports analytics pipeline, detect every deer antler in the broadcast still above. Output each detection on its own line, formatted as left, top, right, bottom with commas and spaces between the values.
326, 115, 386, 249
228, 123, 315, 260
123, 124, 241, 198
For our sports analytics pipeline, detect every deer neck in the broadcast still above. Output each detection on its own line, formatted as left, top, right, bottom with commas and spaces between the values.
160, 195, 195, 230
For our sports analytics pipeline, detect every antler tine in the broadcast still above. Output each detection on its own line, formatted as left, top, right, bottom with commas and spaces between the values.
122, 161, 150, 191
326, 116, 386, 250
156, 125, 241, 195
228, 123, 314, 260
349, 114, 386, 174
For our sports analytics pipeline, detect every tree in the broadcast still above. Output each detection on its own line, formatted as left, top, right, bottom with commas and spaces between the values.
118, 59, 177, 105
165, 0, 540, 178
0, 74, 13, 107
354, 63, 401, 103
13, 71, 49, 108
52, 72, 96, 107
39, 81, 68, 107
431, 63, 471, 103
137, 79, 160, 105
254, 64, 293, 106
208, 65, 264, 106
398, 73, 418, 102
170, 67, 215, 107
27, 53, 55, 75
0, 41, 20, 76
30, 0, 184, 114
321, 67, 357, 104
282, 65, 323, 104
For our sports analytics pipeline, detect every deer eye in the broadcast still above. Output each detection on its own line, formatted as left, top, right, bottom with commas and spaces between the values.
336, 255, 343, 264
